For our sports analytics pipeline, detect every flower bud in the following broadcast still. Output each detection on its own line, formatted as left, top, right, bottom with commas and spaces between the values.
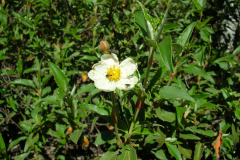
99, 40, 110, 54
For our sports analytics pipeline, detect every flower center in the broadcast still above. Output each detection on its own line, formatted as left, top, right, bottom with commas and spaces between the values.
106, 65, 121, 81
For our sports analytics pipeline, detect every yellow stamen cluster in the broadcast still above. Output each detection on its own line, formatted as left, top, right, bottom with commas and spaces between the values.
106, 65, 121, 81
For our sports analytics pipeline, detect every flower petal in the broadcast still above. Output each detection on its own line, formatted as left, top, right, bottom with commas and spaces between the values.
120, 58, 137, 78
94, 78, 116, 92
116, 75, 138, 91
88, 62, 107, 81
101, 53, 119, 66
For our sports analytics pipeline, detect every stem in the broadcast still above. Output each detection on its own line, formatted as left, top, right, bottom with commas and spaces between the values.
167, 73, 175, 86
1, 110, 29, 136
128, 107, 140, 134
126, 47, 155, 143
143, 47, 155, 88
114, 124, 122, 146
111, 92, 122, 146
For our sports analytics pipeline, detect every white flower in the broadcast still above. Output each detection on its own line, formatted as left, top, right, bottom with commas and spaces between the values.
88, 53, 138, 92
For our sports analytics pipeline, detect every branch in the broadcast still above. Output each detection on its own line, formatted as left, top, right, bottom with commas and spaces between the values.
78, 14, 105, 34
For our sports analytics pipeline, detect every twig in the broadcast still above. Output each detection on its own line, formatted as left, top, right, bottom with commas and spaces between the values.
205, 118, 224, 129
78, 14, 105, 34
1, 110, 29, 136
64, 0, 75, 25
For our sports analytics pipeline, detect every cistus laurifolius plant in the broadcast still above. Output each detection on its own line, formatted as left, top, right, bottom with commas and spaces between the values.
0, 0, 240, 159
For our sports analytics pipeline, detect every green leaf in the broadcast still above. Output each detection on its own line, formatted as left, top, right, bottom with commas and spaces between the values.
17, 55, 23, 75
163, 24, 182, 32
193, 142, 204, 160
156, 108, 176, 122
70, 129, 83, 144
8, 99, 17, 112
153, 149, 168, 160
9, 79, 36, 90
76, 83, 95, 96
32, 96, 59, 106
14, 152, 30, 160
192, 0, 201, 10
158, 86, 195, 102
137, 0, 154, 39
235, 108, 240, 120
232, 46, 240, 57
8, 136, 28, 150
133, 123, 163, 131
166, 143, 182, 160
80, 55, 98, 61
84, 16, 98, 30
179, 133, 201, 140
147, 67, 166, 91
24, 133, 39, 152
201, 17, 212, 28
47, 129, 61, 139
117, 147, 138, 160
178, 145, 192, 159
186, 127, 215, 137
62, 41, 75, 49
177, 22, 196, 48
34, 13, 46, 26
99, 151, 118, 160
172, 43, 184, 55
176, 107, 186, 125
184, 66, 215, 84
200, 28, 210, 42
48, 62, 69, 91
155, 6, 170, 42
95, 130, 115, 145
146, 38, 157, 48
79, 104, 109, 115
21, 19, 33, 28
158, 36, 174, 73
56, 123, 67, 134
134, 11, 147, 37
0, 132, 6, 150
231, 123, 239, 145
132, 128, 160, 136
214, 56, 234, 64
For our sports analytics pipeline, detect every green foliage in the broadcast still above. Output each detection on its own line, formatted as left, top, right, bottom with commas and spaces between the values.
0, 0, 240, 159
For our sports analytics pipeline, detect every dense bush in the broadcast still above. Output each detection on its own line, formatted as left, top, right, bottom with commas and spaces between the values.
0, 0, 240, 159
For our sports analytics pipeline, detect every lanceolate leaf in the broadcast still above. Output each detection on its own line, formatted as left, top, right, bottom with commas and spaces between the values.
100, 151, 118, 160
158, 86, 195, 102
155, 6, 170, 42
70, 129, 83, 144
158, 36, 174, 73
177, 22, 196, 48
79, 104, 109, 115
0, 132, 6, 150
8, 136, 28, 150
193, 142, 204, 160
231, 123, 239, 145
24, 133, 39, 152
166, 143, 182, 160
137, 0, 154, 39
134, 11, 147, 38
184, 66, 215, 84
117, 147, 138, 160
14, 153, 30, 160
48, 62, 69, 92
9, 79, 36, 90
